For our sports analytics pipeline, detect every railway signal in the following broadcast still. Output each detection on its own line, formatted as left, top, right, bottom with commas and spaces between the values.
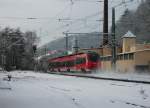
33, 45, 37, 53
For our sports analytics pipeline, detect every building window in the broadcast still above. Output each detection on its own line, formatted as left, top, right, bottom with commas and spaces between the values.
124, 54, 129, 60
100, 56, 112, 61
117, 55, 120, 60
129, 53, 134, 60
120, 55, 123, 60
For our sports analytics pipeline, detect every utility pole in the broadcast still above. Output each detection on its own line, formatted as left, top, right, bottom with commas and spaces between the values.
103, 0, 108, 45
62, 32, 69, 55
44, 46, 47, 55
74, 36, 79, 54
65, 33, 68, 52
111, 7, 117, 71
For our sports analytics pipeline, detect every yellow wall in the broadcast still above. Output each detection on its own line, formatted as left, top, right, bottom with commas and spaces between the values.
101, 60, 135, 72
122, 37, 136, 53
136, 44, 150, 51
101, 50, 150, 72
102, 46, 111, 56
116, 60, 135, 72
101, 61, 112, 71
102, 46, 122, 56
135, 50, 150, 65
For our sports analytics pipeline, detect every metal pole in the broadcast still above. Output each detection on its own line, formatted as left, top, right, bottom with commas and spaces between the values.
66, 33, 68, 52
111, 7, 117, 71
75, 36, 78, 53
45, 46, 47, 55
103, 0, 108, 45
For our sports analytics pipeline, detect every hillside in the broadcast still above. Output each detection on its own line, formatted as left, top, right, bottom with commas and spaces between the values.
115, 0, 150, 43
38, 32, 103, 55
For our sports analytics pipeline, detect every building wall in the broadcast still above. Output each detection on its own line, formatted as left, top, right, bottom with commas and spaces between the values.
102, 46, 111, 56
101, 60, 135, 73
102, 46, 122, 56
116, 60, 135, 72
136, 44, 150, 51
135, 50, 150, 65
101, 61, 112, 71
122, 37, 136, 53
101, 50, 150, 72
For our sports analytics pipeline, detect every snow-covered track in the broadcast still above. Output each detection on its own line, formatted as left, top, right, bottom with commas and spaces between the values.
49, 72, 150, 85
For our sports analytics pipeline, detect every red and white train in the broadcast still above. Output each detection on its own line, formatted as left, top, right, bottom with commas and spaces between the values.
48, 51, 101, 72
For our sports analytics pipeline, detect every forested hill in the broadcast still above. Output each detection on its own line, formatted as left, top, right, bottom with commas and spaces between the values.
115, 0, 150, 43
38, 33, 102, 55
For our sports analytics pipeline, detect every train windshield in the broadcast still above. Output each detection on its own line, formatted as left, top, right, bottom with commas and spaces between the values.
88, 53, 99, 62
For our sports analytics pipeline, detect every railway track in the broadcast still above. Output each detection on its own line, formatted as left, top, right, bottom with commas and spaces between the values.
49, 72, 150, 84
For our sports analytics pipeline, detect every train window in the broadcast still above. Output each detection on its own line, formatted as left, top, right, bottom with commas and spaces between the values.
54, 62, 57, 68
62, 62, 65, 67
66, 61, 69, 67
49, 63, 53, 67
88, 53, 99, 62
56, 62, 59, 67
67, 61, 70, 66
52, 62, 55, 67
58, 62, 61, 67
66, 60, 75, 67
76, 58, 86, 64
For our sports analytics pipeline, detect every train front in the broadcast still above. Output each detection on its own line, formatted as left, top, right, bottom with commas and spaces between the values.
86, 52, 100, 71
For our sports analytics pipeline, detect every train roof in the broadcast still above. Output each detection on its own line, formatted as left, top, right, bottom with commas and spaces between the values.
48, 51, 98, 61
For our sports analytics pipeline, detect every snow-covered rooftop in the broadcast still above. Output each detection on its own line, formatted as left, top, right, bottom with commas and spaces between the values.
123, 31, 136, 38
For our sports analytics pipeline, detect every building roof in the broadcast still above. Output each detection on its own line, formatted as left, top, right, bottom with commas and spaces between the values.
123, 31, 136, 38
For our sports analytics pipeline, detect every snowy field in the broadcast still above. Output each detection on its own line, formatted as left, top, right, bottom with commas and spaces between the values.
0, 71, 150, 108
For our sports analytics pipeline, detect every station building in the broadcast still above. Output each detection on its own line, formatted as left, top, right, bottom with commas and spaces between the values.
79, 31, 150, 72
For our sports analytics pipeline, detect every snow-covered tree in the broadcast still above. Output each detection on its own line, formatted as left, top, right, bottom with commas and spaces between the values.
116, 0, 150, 44
0, 27, 39, 71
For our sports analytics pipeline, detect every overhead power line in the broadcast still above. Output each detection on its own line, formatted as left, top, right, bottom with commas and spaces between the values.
113, 0, 138, 8
0, 16, 57, 20
71, 0, 103, 3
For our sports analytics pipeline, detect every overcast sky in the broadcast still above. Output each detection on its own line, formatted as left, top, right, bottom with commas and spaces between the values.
0, 0, 140, 46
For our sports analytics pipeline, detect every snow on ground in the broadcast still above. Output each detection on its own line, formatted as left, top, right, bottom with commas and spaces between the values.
91, 71, 150, 82
0, 71, 150, 108
62, 70, 150, 82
